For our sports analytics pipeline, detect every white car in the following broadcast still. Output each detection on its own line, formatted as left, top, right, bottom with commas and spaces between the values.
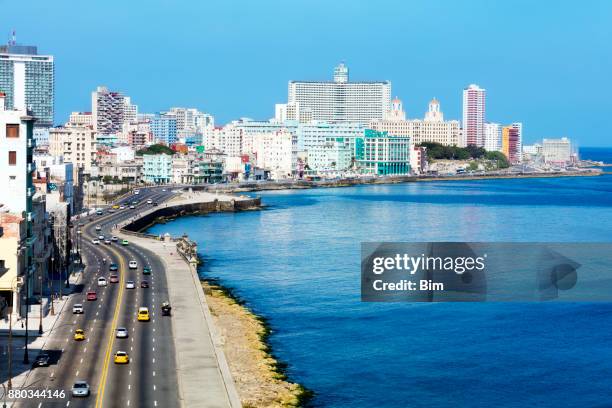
116, 327, 129, 338
111, 236, 118, 242
92, 239, 100, 245
147, 199, 153, 204
119, 205, 125, 210
97, 277, 107, 287
104, 239, 111, 245
134, 190, 140, 195
71, 381, 90, 397
128, 260, 138, 269
161, 188, 166, 192
95, 225, 102, 231
72, 304, 84, 314
98, 235, 104, 240
129, 205, 135, 209
126, 280, 136, 289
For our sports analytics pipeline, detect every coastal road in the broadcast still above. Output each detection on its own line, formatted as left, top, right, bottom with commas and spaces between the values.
15, 187, 181, 408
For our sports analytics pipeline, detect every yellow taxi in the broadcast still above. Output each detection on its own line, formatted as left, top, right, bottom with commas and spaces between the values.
113, 351, 129, 364
112, 204, 120, 209
74, 329, 86, 341
137, 307, 150, 322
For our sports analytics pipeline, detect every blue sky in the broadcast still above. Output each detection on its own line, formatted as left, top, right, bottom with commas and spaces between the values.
1, 0, 611, 146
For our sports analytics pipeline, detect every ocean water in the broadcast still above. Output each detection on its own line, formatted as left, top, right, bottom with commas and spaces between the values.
580, 146, 612, 163
149, 173, 612, 408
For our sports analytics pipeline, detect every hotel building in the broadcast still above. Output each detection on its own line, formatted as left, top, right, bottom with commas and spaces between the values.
288, 63, 391, 124
542, 138, 572, 164
355, 129, 411, 175
0, 40, 54, 128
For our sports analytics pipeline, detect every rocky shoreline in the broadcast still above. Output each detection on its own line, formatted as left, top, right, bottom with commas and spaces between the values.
201, 279, 312, 407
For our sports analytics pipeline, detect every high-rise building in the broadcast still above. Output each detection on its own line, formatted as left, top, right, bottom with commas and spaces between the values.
462, 84, 486, 146
501, 126, 520, 163
542, 138, 571, 164
484, 122, 502, 152
92, 86, 125, 135
123, 97, 138, 124
150, 113, 177, 145
49, 124, 97, 177
0, 39, 54, 128
252, 130, 297, 179
287, 63, 391, 124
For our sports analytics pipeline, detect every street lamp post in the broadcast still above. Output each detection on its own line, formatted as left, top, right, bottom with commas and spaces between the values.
23, 266, 30, 365
38, 274, 43, 334
50, 255, 55, 316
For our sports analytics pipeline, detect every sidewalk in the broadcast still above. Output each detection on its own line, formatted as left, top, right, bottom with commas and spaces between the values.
0, 272, 81, 394
115, 226, 241, 408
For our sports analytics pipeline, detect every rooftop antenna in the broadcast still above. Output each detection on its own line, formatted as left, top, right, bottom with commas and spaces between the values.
9, 29, 16, 45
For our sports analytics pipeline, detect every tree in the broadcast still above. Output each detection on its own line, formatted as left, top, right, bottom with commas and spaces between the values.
136, 144, 175, 156
485, 151, 510, 169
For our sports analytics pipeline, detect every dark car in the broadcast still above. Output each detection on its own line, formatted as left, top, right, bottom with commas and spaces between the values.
141, 280, 149, 288
152, 202, 159, 206
33, 353, 50, 367
109, 263, 118, 272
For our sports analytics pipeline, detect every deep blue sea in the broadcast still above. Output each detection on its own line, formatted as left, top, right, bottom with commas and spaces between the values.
149, 156, 612, 407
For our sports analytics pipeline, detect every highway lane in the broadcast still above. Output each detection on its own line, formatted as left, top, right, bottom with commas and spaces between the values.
14, 187, 181, 407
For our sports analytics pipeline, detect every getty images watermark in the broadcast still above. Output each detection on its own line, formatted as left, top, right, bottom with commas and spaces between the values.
361, 243, 612, 302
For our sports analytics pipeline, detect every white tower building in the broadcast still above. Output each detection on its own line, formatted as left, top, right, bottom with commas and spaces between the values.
462, 84, 486, 146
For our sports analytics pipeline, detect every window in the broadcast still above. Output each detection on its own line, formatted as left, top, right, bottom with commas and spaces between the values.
8, 151, 17, 165
6, 124, 19, 138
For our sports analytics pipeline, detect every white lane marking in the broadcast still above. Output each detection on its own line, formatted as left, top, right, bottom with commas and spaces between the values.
152, 358, 155, 363
66, 401, 70, 407
127, 401, 130, 406
153, 384, 156, 391
38, 403, 42, 408
75, 370, 79, 376
129, 370, 132, 376
84, 347, 87, 353
153, 371, 156, 376
154, 401, 157, 407
128, 384, 131, 390
50, 371, 55, 378
152, 347, 155, 352
80, 358, 83, 364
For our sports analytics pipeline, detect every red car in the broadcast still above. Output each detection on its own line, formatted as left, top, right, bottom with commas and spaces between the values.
109, 274, 119, 283
86, 291, 97, 301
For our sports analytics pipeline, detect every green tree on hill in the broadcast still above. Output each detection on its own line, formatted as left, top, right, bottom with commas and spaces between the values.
136, 144, 175, 156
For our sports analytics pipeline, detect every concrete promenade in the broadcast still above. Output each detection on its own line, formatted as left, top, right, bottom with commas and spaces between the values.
115, 190, 244, 408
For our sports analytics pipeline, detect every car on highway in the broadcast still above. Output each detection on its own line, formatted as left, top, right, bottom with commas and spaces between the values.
116, 327, 129, 338
112, 205, 120, 209
122, 239, 129, 246
137, 307, 150, 321
129, 205, 135, 209
152, 202, 158, 206
114, 351, 129, 364
143, 266, 151, 275
111, 236, 118, 242
98, 235, 104, 240
72, 303, 84, 314
74, 329, 86, 341
71, 381, 90, 397
128, 260, 138, 269
134, 190, 140, 195
162, 188, 166, 192
109, 263, 118, 272
97, 277, 108, 287
92, 239, 100, 245
104, 239, 111, 245
32, 353, 50, 368
95, 225, 102, 231
109, 274, 119, 283
147, 199, 153, 204
126, 280, 136, 289
86, 291, 97, 301
141, 280, 149, 288
96, 209, 103, 215
119, 205, 126, 210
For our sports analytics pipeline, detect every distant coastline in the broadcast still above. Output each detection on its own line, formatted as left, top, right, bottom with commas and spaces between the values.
205, 169, 603, 194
